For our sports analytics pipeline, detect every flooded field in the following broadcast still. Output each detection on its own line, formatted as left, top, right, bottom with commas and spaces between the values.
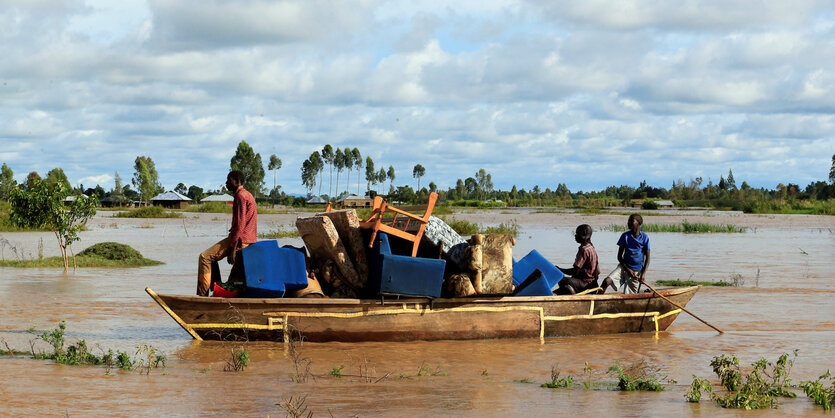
1, 210, 833, 416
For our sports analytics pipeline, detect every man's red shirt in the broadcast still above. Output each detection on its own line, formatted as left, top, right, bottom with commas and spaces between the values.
229, 186, 257, 247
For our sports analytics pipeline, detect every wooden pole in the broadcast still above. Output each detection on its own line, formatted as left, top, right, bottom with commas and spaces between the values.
641, 279, 723, 334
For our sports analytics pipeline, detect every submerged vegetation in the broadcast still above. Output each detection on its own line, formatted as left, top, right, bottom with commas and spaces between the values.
114, 206, 182, 218
258, 225, 300, 239
541, 365, 575, 389
608, 360, 666, 392
687, 352, 799, 409
441, 217, 521, 237
603, 220, 747, 233
800, 370, 835, 410
655, 279, 735, 287
19, 321, 166, 374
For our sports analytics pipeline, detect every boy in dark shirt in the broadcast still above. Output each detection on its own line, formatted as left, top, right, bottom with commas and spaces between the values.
604, 214, 651, 293
555, 224, 606, 294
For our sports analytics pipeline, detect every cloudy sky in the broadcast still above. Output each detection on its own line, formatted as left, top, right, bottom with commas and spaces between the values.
1, 0, 833, 195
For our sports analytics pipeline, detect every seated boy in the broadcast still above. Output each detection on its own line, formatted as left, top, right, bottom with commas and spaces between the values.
605, 214, 651, 293
555, 224, 607, 294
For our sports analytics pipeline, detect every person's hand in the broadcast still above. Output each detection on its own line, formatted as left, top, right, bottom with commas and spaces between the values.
639, 271, 646, 282
227, 250, 236, 265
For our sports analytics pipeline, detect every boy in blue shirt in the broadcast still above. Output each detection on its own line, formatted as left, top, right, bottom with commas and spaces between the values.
604, 214, 651, 293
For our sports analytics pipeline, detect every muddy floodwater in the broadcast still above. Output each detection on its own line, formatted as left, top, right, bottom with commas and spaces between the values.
1, 210, 833, 416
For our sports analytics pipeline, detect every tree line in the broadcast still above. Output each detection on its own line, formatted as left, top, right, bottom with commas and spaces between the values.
1, 146, 833, 212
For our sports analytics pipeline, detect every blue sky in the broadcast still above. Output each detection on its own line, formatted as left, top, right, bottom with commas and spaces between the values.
1, 0, 833, 195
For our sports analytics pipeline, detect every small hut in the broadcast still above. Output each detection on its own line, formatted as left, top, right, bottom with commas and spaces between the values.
150, 191, 190, 209
63, 194, 89, 204
201, 194, 234, 207
338, 195, 373, 208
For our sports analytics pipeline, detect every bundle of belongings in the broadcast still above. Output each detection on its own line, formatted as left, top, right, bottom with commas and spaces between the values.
214, 202, 564, 299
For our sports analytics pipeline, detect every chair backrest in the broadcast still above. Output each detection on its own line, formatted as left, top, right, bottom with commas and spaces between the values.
359, 192, 438, 257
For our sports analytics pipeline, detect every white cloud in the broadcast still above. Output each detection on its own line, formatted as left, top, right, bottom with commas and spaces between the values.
0, 0, 832, 193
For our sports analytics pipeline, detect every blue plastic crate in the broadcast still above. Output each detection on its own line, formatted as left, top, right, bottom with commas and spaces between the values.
242, 240, 307, 298
368, 233, 445, 298
512, 250, 564, 296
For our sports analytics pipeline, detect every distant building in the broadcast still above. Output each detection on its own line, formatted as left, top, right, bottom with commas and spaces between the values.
632, 200, 675, 209
306, 196, 328, 205
338, 195, 373, 208
63, 194, 89, 204
150, 191, 190, 209
201, 194, 234, 206
99, 196, 127, 208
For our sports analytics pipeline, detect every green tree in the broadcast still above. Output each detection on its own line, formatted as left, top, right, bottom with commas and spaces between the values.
412, 164, 425, 190
229, 141, 265, 197
352, 148, 362, 195
830, 154, 835, 185
9, 180, 97, 272
377, 168, 387, 195
300, 158, 317, 194
187, 185, 204, 201
727, 169, 736, 190
174, 183, 188, 195
45, 168, 72, 195
111, 172, 125, 204
429, 181, 437, 193
24, 171, 42, 191
321, 144, 334, 198
365, 156, 375, 193
387, 166, 395, 191
334, 148, 345, 196
268, 154, 282, 196
132, 156, 163, 203
0, 163, 16, 200
308, 151, 324, 196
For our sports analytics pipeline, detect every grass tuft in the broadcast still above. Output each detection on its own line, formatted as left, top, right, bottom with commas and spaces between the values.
603, 220, 746, 233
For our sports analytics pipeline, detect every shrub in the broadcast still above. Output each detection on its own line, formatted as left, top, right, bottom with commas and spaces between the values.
77, 242, 144, 260
445, 218, 478, 235
641, 200, 659, 210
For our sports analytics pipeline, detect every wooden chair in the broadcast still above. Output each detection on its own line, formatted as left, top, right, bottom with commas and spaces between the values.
359, 192, 438, 257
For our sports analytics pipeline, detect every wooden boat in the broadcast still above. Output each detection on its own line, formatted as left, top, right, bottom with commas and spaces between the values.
146, 285, 699, 342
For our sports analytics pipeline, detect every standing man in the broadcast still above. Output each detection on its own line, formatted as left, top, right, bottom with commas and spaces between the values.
197, 170, 257, 296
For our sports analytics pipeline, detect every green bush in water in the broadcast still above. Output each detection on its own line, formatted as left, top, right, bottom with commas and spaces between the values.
78, 242, 144, 260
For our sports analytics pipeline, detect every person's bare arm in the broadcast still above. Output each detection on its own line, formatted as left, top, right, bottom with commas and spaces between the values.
639, 249, 650, 280
617, 246, 637, 278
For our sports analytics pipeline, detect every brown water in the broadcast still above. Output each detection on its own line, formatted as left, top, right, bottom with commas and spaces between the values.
1, 212, 833, 416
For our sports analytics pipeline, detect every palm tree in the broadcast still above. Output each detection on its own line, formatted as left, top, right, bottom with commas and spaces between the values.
343, 147, 353, 195
387, 166, 395, 192
352, 148, 362, 195
377, 168, 386, 194
321, 145, 334, 199
365, 156, 375, 193
268, 154, 282, 197
412, 164, 425, 190
334, 148, 345, 198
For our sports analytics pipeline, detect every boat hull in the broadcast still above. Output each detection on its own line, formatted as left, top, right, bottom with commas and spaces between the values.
147, 286, 699, 342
